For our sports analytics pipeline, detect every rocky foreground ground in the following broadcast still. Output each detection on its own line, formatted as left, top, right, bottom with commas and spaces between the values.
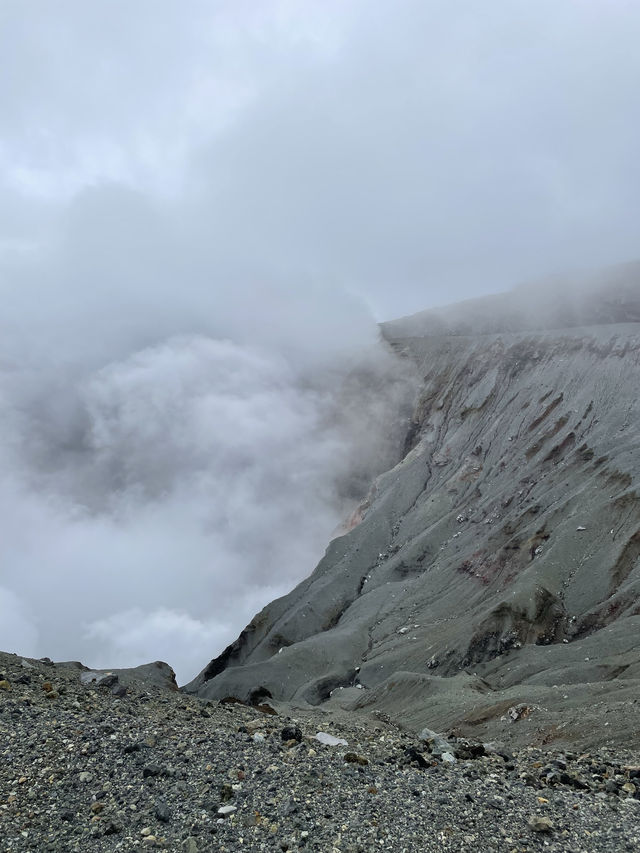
1, 652, 639, 852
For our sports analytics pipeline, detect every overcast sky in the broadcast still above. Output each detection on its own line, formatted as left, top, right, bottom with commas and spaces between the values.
2, 0, 639, 316
1, 1, 639, 680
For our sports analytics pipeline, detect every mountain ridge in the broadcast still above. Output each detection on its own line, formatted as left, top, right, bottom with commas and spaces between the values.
183, 264, 640, 750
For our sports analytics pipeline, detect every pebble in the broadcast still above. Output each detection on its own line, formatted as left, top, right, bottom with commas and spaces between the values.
528, 815, 554, 832
155, 798, 171, 822
281, 725, 303, 742
0, 649, 639, 853
344, 752, 369, 766
315, 731, 348, 746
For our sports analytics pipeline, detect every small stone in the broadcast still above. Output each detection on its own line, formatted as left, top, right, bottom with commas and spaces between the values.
419, 728, 451, 756
142, 836, 157, 845
344, 752, 369, 766
0, 680, 11, 690
506, 703, 532, 723
141, 827, 152, 836
155, 799, 171, 822
218, 805, 237, 816
102, 820, 121, 836
42, 682, 53, 692
183, 838, 199, 853
527, 815, 554, 833
220, 784, 235, 803
78, 772, 93, 783
405, 746, 431, 768
454, 740, 486, 760
315, 732, 348, 747
143, 764, 163, 778
90, 802, 104, 814
281, 726, 302, 743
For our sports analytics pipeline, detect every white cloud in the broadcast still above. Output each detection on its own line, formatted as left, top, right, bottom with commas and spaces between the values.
0, 0, 638, 680
0, 328, 411, 682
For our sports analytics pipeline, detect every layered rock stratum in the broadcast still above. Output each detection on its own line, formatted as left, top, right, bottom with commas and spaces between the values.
185, 261, 640, 752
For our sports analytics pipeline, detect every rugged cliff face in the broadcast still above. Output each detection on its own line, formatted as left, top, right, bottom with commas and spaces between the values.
184, 264, 640, 749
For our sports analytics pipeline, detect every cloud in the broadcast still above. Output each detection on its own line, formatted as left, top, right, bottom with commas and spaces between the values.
83, 609, 231, 679
3, 2, 639, 316
0, 232, 413, 681
1, 1, 639, 680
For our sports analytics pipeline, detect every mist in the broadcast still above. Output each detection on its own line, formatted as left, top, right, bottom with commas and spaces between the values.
0, 182, 416, 682
2, 1, 640, 681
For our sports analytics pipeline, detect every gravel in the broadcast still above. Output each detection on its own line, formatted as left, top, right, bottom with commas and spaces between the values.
1, 650, 639, 852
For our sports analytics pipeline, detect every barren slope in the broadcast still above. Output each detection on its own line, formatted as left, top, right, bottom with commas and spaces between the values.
185, 269, 640, 750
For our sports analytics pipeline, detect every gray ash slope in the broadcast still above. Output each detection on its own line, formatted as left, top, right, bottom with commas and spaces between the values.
185, 262, 640, 752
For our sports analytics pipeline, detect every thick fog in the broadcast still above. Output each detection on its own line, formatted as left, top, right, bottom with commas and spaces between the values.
1, 1, 639, 680
0, 184, 415, 681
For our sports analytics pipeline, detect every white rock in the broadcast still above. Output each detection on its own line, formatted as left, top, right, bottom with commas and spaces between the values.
315, 732, 348, 747
218, 805, 237, 816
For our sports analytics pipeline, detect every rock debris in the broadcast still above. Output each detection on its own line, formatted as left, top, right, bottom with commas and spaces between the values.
1, 651, 639, 852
